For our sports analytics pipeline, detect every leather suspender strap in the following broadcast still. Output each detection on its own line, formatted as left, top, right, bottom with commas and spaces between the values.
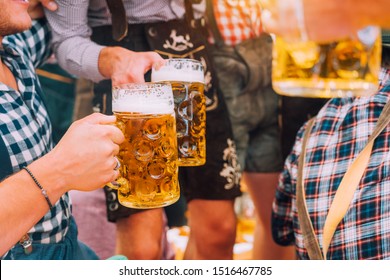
105, 0, 203, 41
105, 0, 128, 41
297, 101, 390, 259
184, 0, 195, 24
184, 0, 208, 37
296, 118, 323, 260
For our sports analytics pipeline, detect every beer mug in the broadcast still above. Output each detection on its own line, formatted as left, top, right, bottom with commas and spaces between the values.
109, 83, 180, 209
151, 59, 206, 166
261, 0, 382, 98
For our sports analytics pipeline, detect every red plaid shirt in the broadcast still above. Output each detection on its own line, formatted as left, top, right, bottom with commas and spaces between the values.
211, 0, 263, 46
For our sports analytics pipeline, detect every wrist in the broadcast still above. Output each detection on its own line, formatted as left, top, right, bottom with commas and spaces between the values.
98, 46, 120, 79
28, 153, 69, 203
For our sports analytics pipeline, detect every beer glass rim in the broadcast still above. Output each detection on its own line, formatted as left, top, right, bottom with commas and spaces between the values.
113, 81, 171, 91
151, 59, 205, 84
158, 58, 204, 70
163, 58, 202, 64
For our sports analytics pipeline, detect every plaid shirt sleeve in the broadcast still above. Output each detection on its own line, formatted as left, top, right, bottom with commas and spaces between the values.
4, 19, 52, 69
272, 122, 307, 246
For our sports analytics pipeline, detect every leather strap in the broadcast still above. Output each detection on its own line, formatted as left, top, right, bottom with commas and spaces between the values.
184, 0, 207, 35
105, 0, 199, 41
297, 101, 390, 259
297, 118, 323, 260
105, 0, 128, 41
184, 0, 195, 24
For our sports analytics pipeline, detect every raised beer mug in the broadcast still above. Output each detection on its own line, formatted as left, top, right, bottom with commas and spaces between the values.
109, 83, 180, 209
151, 58, 206, 166
261, 0, 382, 98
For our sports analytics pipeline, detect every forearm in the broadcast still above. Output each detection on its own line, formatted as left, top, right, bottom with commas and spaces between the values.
303, 0, 390, 41
263, 0, 390, 43
44, 0, 105, 82
0, 113, 123, 256
0, 155, 67, 256
353, 0, 390, 29
303, 0, 390, 27
55, 37, 105, 82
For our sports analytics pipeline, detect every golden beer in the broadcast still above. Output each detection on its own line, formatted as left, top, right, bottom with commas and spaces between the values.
152, 59, 206, 166
110, 83, 180, 209
273, 29, 382, 98
115, 112, 179, 208
237, 217, 256, 237
235, 192, 256, 240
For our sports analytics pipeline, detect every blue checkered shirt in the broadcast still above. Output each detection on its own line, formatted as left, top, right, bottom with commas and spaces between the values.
272, 68, 390, 259
0, 19, 71, 259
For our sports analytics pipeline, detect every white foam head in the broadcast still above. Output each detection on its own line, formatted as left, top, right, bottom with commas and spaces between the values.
152, 59, 204, 83
112, 83, 174, 114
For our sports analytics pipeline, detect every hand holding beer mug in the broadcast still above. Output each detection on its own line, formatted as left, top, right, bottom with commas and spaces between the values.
108, 83, 180, 209
260, 0, 382, 98
151, 59, 206, 166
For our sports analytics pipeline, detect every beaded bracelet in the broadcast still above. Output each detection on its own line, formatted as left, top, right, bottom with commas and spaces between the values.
23, 166, 53, 209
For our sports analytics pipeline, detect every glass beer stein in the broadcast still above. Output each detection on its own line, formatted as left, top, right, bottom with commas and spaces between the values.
151, 59, 206, 166
262, 0, 382, 98
109, 83, 180, 209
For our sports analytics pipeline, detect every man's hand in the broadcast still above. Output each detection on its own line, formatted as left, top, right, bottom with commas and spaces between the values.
28, 0, 58, 19
48, 113, 125, 192
98, 46, 165, 86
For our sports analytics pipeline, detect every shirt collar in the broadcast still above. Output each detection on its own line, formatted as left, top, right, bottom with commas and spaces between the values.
1, 37, 22, 57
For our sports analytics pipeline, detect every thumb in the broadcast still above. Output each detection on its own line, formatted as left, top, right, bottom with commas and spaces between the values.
41, 0, 58, 11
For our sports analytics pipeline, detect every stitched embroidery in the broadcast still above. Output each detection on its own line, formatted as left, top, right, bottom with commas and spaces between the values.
163, 30, 194, 52
220, 138, 241, 189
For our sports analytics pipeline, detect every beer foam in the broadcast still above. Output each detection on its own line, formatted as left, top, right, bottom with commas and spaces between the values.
112, 85, 174, 114
152, 70, 204, 84
113, 101, 173, 114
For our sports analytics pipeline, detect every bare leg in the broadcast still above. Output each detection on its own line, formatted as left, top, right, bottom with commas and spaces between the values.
115, 208, 164, 259
244, 172, 295, 260
184, 199, 236, 260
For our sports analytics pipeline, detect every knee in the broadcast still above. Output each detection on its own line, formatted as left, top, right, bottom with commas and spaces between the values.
216, 218, 237, 244
124, 240, 162, 260
200, 217, 237, 247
